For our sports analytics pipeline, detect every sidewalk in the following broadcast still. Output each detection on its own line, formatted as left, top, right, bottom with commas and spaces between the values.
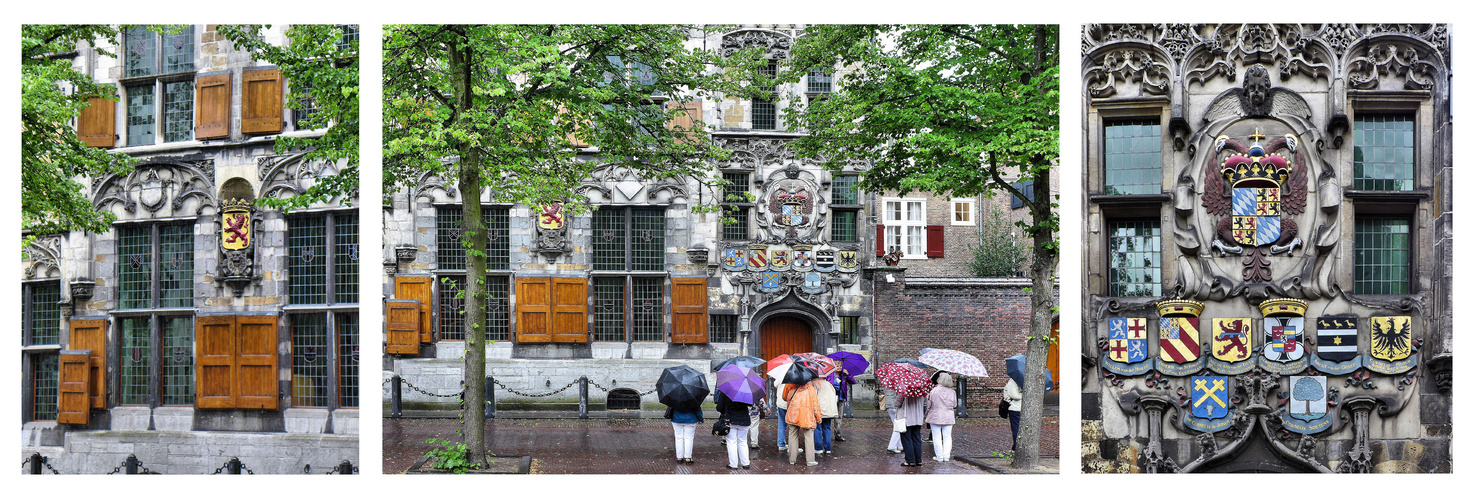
384, 415, 1059, 474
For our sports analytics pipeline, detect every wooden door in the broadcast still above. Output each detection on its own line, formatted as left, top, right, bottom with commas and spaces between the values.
670, 278, 708, 344
235, 315, 280, 410
394, 276, 434, 343
759, 316, 812, 359
68, 319, 108, 409
57, 351, 92, 425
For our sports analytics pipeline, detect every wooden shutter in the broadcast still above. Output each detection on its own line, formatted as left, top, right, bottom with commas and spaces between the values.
241, 68, 283, 135
550, 278, 589, 343
195, 72, 231, 139
77, 96, 116, 148
926, 225, 945, 257
395, 276, 434, 343
67, 319, 108, 409
57, 351, 92, 425
516, 277, 552, 343
667, 99, 702, 143
235, 315, 279, 410
876, 225, 886, 256
385, 300, 422, 355
195, 315, 237, 409
670, 278, 708, 344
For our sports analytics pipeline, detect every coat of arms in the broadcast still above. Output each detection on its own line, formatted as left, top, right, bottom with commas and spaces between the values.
1107, 317, 1148, 364
1202, 130, 1308, 281
814, 249, 837, 272
1287, 375, 1327, 421
837, 250, 859, 272
791, 245, 814, 272
1263, 317, 1305, 362
1190, 376, 1229, 420
770, 249, 790, 271
1370, 316, 1413, 362
771, 187, 812, 227
1158, 317, 1200, 363
747, 245, 768, 272
758, 271, 783, 292
721, 247, 747, 272
801, 272, 825, 294
1315, 317, 1359, 362
539, 203, 565, 230
1211, 318, 1252, 363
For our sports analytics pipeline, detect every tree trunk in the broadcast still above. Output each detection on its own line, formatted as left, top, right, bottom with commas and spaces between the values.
1012, 157, 1056, 470
450, 32, 488, 468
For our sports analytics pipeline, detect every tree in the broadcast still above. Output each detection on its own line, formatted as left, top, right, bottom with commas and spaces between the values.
217, 24, 359, 209
382, 24, 763, 467
780, 24, 1059, 469
968, 206, 1029, 278
21, 24, 136, 245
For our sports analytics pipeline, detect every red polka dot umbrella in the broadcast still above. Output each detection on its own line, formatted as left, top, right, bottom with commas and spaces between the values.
876, 362, 932, 397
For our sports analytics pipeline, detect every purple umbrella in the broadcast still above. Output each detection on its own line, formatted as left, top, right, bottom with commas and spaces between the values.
716, 365, 767, 404
827, 351, 870, 375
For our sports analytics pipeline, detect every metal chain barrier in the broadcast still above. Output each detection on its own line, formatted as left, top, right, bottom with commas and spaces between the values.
211, 458, 254, 475
585, 378, 655, 396
400, 378, 466, 399
22, 454, 61, 474
489, 377, 579, 398
107, 455, 151, 475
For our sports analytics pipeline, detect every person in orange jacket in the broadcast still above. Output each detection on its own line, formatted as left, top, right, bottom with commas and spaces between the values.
782, 381, 822, 466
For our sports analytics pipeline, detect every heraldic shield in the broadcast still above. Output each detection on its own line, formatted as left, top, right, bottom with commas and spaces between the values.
1107, 317, 1148, 363
1263, 317, 1305, 362
1159, 317, 1200, 363
222, 208, 251, 250
1211, 318, 1252, 363
1191, 376, 1230, 420
1232, 187, 1281, 246
1315, 317, 1359, 362
1370, 316, 1413, 362
721, 247, 747, 272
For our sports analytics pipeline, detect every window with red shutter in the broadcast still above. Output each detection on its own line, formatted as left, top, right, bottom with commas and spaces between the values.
926, 225, 945, 257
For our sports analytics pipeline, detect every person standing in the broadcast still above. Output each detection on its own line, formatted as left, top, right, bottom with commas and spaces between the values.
884, 387, 903, 453
898, 390, 928, 467
782, 381, 821, 466
715, 391, 753, 469
774, 378, 789, 452
1003, 377, 1023, 451
833, 368, 857, 442
813, 377, 839, 455
666, 403, 703, 464
747, 396, 766, 450
926, 373, 958, 462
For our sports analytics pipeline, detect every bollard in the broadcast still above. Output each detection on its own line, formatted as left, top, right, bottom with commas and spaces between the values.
227, 457, 242, 475
337, 460, 354, 474
391, 375, 403, 419
956, 376, 969, 418
125, 454, 140, 475
578, 376, 589, 419
485, 377, 496, 419
29, 453, 42, 475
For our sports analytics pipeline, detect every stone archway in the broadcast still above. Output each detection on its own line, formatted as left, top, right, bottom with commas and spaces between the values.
750, 292, 831, 358
759, 317, 812, 360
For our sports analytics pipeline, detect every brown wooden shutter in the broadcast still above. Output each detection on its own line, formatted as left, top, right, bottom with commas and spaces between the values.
235, 315, 279, 410
876, 225, 886, 256
667, 99, 702, 143
77, 96, 116, 148
394, 276, 435, 343
926, 225, 945, 257
57, 351, 92, 425
195, 315, 237, 409
516, 277, 552, 343
385, 300, 422, 355
67, 319, 108, 409
241, 68, 283, 135
195, 72, 231, 139
550, 278, 589, 343
670, 278, 709, 344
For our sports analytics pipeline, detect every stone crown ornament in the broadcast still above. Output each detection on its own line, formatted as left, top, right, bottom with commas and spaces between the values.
1156, 299, 1205, 317
1258, 298, 1308, 317
1219, 131, 1291, 187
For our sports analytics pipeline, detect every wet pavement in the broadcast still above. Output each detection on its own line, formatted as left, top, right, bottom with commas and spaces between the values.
383, 415, 1058, 474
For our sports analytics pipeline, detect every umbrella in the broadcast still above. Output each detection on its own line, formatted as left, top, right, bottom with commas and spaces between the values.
656, 365, 709, 410
919, 349, 989, 377
1005, 354, 1055, 392
716, 365, 767, 404
792, 352, 837, 377
887, 358, 932, 370
781, 361, 819, 385
712, 355, 765, 373
827, 351, 869, 375
765, 355, 798, 381
876, 362, 932, 398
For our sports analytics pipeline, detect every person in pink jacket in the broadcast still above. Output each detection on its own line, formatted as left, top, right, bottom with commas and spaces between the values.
925, 372, 959, 462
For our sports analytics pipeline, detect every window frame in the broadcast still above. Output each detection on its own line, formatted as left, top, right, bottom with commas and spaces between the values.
284, 210, 360, 411
709, 314, 739, 343
1101, 117, 1164, 196
1105, 217, 1164, 298
880, 197, 928, 259
115, 219, 195, 311
950, 197, 976, 226
720, 172, 752, 241
287, 210, 360, 306
22, 280, 63, 422
1352, 212, 1414, 295
119, 25, 197, 147
1351, 110, 1419, 192
752, 59, 778, 130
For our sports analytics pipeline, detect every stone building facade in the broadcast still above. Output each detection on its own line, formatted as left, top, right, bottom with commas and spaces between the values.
20, 25, 359, 473
1080, 24, 1451, 473
382, 25, 1054, 414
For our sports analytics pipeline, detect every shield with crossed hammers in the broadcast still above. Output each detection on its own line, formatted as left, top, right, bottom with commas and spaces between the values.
1191, 376, 1230, 419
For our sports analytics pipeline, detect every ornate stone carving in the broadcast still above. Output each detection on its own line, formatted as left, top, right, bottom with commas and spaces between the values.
22, 234, 62, 279
1347, 42, 1440, 91
260, 153, 354, 204
714, 137, 794, 170
754, 163, 827, 244
534, 202, 570, 263
93, 161, 217, 218
1084, 48, 1171, 98
720, 29, 791, 59
216, 198, 260, 297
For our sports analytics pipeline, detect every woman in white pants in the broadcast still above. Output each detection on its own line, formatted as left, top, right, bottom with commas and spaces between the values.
884, 387, 903, 453
667, 405, 703, 464
717, 391, 753, 469
926, 373, 959, 461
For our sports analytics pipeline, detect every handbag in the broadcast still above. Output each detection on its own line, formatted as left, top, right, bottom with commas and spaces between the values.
892, 412, 907, 433
712, 416, 731, 436
998, 398, 1010, 418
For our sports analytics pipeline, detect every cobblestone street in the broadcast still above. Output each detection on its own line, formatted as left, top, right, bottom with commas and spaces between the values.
384, 415, 1058, 474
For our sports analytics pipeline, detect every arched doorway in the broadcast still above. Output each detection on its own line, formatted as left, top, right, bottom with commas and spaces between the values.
759, 316, 813, 359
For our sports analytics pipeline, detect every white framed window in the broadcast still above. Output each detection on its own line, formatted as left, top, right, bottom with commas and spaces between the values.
950, 198, 975, 226
881, 197, 926, 259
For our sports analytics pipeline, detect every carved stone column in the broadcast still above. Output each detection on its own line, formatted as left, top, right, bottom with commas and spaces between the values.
1141, 396, 1179, 473
1337, 396, 1378, 473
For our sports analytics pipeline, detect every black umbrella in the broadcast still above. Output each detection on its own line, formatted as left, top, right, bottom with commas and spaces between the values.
888, 358, 932, 370
781, 361, 819, 385
656, 365, 710, 410
711, 355, 766, 373
1005, 354, 1055, 392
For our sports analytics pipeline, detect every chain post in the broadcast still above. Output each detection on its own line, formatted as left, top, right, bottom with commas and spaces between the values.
956, 376, 969, 418
29, 453, 42, 475
391, 374, 403, 418
125, 454, 139, 475
228, 457, 242, 474
337, 460, 354, 474
485, 376, 496, 419
578, 376, 589, 419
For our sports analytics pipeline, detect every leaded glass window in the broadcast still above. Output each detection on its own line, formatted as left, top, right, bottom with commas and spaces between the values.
753, 61, 777, 130
159, 223, 193, 308
289, 212, 357, 305
724, 207, 750, 241
1354, 114, 1416, 191
838, 316, 859, 344
334, 214, 359, 303
592, 207, 665, 271
162, 81, 193, 142
161, 26, 195, 74
120, 318, 151, 405
338, 312, 359, 408
632, 278, 664, 342
291, 313, 329, 407
593, 278, 626, 342
1104, 119, 1162, 195
832, 175, 859, 205
24, 282, 61, 346
124, 26, 158, 78
436, 206, 509, 270
437, 275, 510, 342
335, 24, 359, 53
126, 84, 155, 147
1355, 216, 1411, 294
808, 66, 833, 93
831, 210, 858, 242
161, 317, 193, 406
118, 222, 193, 309
1107, 219, 1161, 297
709, 314, 738, 343
122, 26, 195, 146
722, 172, 750, 241
32, 355, 59, 421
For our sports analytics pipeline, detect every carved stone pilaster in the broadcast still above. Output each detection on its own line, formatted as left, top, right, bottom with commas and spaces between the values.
1425, 353, 1452, 394
1337, 397, 1379, 473
1140, 396, 1179, 473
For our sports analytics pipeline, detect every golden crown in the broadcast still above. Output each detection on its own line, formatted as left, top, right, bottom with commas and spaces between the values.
1156, 299, 1205, 317
1258, 298, 1308, 317
221, 198, 254, 212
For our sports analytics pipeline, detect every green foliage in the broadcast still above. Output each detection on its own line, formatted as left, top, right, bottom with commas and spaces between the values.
423, 438, 482, 473
21, 24, 137, 243
968, 206, 1028, 277
217, 25, 359, 210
